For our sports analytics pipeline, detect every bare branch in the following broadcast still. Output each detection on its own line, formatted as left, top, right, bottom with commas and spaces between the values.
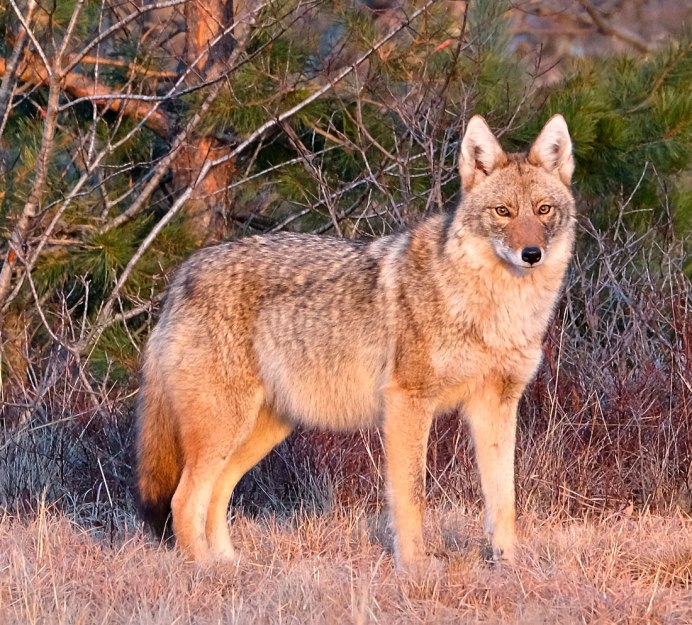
60, 0, 189, 77
0, 0, 36, 137
1, 0, 282, 318
96, 79, 225, 235
578, 0, 654, 54
7, 0, 51, 76
209, 0, 439, 173
74, 56, 178, 79
0, 69, 62, 312
57, 0, 87, 69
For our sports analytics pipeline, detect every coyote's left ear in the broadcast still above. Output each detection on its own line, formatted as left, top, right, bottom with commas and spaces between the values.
529, 114, 574, 185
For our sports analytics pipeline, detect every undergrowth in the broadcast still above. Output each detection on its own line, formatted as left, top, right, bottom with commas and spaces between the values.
1, 205, 689, 532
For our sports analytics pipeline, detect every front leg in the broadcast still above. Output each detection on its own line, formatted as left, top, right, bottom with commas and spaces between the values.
382, 387, 437, 573
464, 383, 521, 562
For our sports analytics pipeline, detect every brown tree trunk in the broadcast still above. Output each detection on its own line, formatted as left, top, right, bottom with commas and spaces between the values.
176, 137, 237, 244
183, 0, 236, 80
174, 0, 256, 244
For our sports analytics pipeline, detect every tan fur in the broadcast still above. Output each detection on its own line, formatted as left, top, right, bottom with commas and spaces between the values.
135, 114, 577, 572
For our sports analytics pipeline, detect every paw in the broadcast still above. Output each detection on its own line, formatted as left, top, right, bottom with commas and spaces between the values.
485, 541, 515, 566
487, 523, 516, 565
397, 554, 446, 579
208, 546, 242, 566
493, 545, 514, 563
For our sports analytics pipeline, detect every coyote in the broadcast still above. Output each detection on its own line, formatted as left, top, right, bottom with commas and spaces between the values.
136, 114, 576, 572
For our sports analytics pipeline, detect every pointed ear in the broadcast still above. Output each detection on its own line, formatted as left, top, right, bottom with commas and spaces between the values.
529, 114, 574, 185
459, 115, 507, 193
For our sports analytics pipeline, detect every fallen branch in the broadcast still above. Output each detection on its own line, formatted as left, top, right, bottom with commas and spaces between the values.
0, 54, 172, 137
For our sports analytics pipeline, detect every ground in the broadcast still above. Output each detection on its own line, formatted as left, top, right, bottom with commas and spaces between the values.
1, 503, 690, 624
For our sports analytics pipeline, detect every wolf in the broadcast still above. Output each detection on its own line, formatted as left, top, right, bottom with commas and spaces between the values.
136, 114, 576, 573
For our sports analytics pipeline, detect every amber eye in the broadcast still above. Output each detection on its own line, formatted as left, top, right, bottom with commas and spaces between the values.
495, 205, 510, 217
538, 204, 552, 215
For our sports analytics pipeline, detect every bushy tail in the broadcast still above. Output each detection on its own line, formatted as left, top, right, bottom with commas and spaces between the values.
135, 354, 181, 539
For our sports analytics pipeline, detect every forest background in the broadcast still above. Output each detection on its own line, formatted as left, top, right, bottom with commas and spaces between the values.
0, 1, 690, 623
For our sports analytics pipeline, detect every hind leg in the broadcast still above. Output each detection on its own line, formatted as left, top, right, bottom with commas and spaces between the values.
172, 459, 225, 561
171, 390, 262, 562
206, 405, 292, 560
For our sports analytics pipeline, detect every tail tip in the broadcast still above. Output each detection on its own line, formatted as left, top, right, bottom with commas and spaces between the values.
137, 495, 174, 542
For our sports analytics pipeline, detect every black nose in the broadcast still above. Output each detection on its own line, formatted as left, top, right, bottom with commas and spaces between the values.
521, 247, 542, 265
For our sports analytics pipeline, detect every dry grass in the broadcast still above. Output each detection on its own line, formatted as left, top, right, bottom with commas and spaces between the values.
1, 503, 690, 624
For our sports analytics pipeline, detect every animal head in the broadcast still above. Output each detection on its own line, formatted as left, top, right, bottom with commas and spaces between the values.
457, 114, 576, 270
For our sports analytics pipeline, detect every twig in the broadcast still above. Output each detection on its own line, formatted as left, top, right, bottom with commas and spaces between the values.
57, 0, 87, 68
7, 0, 51, 76
207, 0, 439, 174
2, 2, 274, 314
60, 0, 189, 77
0, 0, 36, 138
74, 56, 179, 79
281, 122, 343, 236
